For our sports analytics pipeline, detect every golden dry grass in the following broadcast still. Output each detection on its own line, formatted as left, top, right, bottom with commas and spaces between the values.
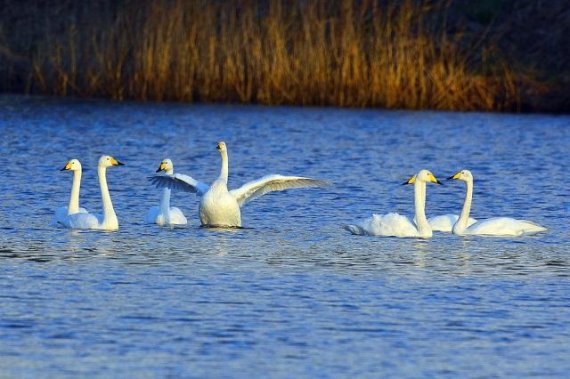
1, 0, 518, 110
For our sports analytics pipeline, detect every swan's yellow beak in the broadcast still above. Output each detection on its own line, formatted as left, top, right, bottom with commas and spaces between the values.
60, 161, 72, 171
111, 158, 124, 166
431, 175, 443, 185
447, 171, 462, 180
156, 161, 166, 173
402, 175, 417, 185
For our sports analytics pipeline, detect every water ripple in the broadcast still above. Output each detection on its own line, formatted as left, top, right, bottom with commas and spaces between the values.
0, 96, 569, 378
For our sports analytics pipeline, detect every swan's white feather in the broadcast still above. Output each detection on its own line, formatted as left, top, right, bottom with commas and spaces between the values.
153, 142, 326, 227
54, 206, 88, 226
146, 160, 190, 226
427, 214, 476, 232
461, 217, 546, 236
450, 169, 547, 236
60, 155, 122, 231
149, 173, 209, 195
345, 169, 440, 238
230, 175, 329, 206
144, 205, 187, 226
345, 213, 420, 237
67, 212, 102, 229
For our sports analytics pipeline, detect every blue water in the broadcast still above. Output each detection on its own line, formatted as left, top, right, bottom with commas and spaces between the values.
0, 95, 569, 378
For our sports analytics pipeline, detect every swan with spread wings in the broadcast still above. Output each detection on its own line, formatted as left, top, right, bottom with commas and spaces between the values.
149, 141, 327, 227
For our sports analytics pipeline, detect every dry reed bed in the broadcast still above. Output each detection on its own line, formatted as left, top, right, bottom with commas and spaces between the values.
1, 0, 517, 110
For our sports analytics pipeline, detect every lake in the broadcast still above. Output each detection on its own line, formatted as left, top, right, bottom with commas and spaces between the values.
0, 95, 569, 378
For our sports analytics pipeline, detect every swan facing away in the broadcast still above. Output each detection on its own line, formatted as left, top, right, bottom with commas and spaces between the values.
145, 159, 188, 226
149, 141, 328, 227
65, 155, 124, 231
54, 159, 88, 227
449, 170, 547, 236
345, 169, 442, 238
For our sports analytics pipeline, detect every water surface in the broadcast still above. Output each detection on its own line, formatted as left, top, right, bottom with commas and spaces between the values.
0, 96, 569, 378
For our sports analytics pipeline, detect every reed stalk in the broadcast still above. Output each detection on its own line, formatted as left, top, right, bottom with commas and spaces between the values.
0, 0, 518, 110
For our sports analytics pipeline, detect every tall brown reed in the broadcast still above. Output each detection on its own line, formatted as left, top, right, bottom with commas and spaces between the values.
0, 0, 518, 110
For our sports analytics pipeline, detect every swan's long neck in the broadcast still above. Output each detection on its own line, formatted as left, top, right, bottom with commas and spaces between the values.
414, 180, 431, 237
98, 166, 117, 226
454, 178, 473, 233
160, 168, 173, 215
67, 169, 82, 214
219, 150, 229, 184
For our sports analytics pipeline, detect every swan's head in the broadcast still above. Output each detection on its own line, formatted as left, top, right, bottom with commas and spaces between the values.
403, 169, 442, 185
60, 159, 82, 172
448, 169, 473, 182
216, 141, 227, 153
99, 155, 124, 168
156, 158, 173, 173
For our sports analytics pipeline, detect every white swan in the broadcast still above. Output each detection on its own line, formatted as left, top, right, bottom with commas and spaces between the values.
66, 155, 124, 231
54, 159, 88, 227
145, 159, 188, 226
345, 169, 442, 238
426, 214, 477, 232
449, 170, 547, 236
149, 141, 327, 227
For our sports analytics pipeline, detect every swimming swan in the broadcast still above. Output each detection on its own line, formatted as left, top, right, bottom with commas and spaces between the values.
145, 159, 188, 226
345, 169, 442, 238
149, 141, 328, 227
66, 155, 124, 231
54, 159, 88, 226
449, 170, 547, 236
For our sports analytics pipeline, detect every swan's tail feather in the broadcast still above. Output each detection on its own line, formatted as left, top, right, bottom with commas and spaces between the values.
344, 224, 370, 235
523, 220, 547, 233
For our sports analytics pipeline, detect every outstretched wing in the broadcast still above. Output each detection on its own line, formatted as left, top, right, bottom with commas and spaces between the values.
148, 173, 209, 196
229, 174, 328, 206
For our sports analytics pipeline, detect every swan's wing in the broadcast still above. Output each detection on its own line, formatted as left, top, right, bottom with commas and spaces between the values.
422, 214, 477, 232
168, 207, 188, 225
68, 212, 100, 229
229, 174, 328, 206
466, 217, 546, 236
344, 224, 372, 236
346, 213, 419, 237
426, 214, 459, 232
148, 173, 209, 195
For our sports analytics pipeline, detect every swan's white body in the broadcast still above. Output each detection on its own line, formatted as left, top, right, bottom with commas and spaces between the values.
345, 170, 442, 238
145, 159, 187, 226
449, 170, 547, 236
149, 141, 327, 227
54, 159, 88, 227
427, 214, 477, 232
65, 155, 124, 231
